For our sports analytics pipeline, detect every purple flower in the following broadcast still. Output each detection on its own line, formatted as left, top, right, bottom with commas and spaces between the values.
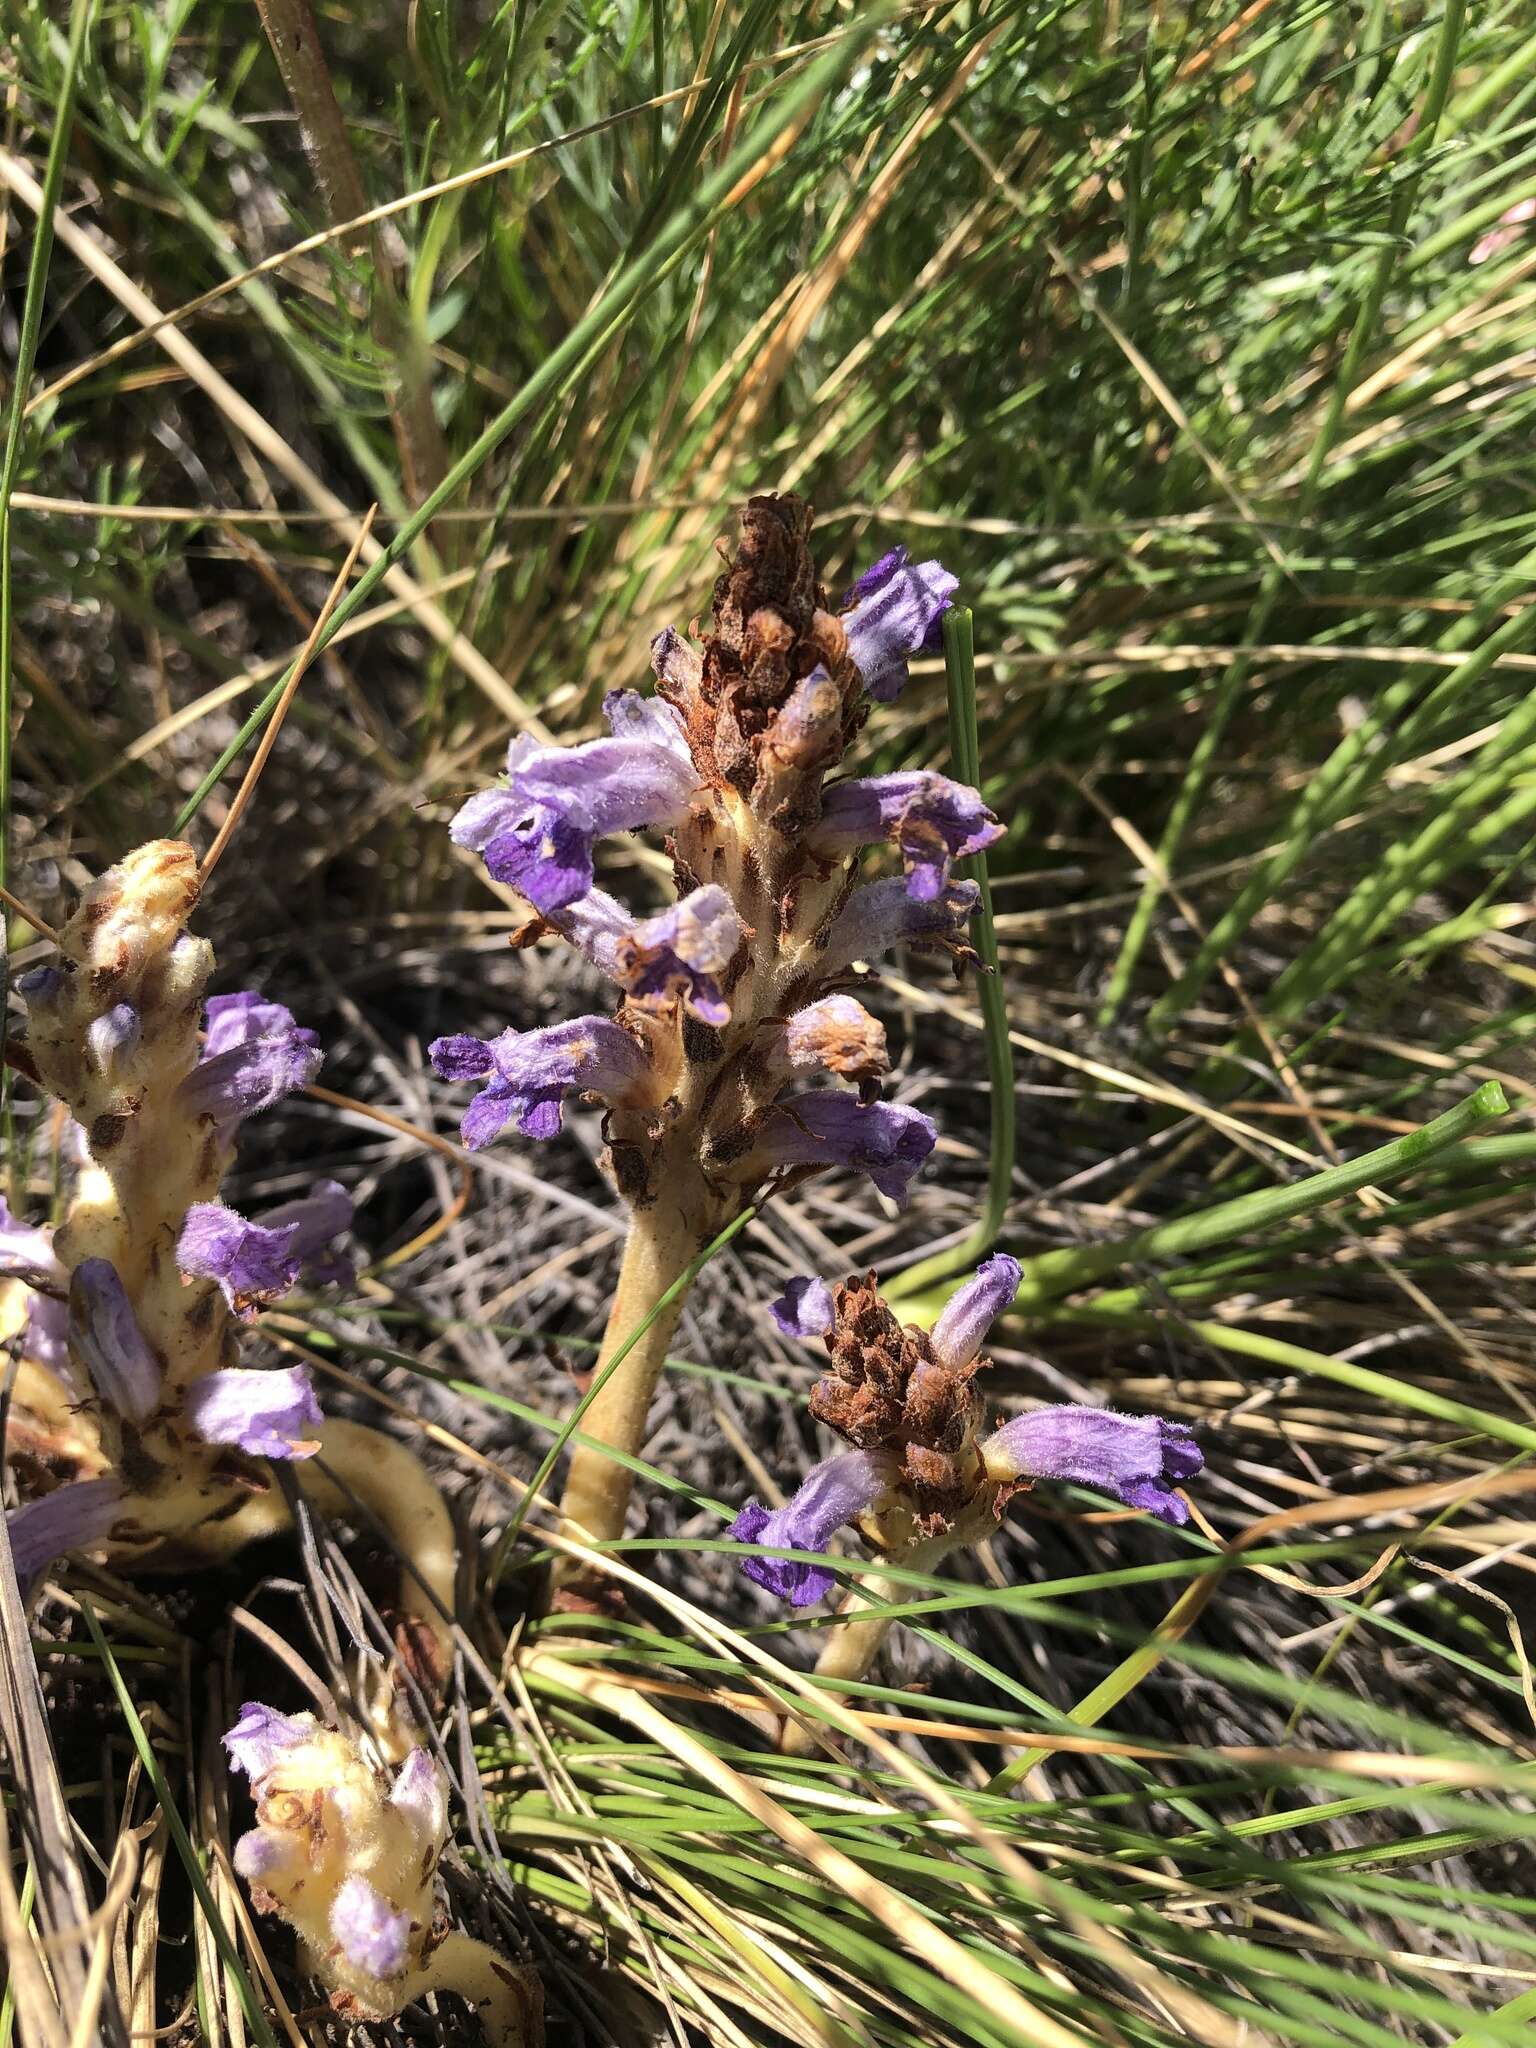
179, 991, 322, 1128
430, 1017, 650, 1149
750, 1093, 938, 1205
389, 1749, 446, 1840
727, 1450, 890, 1605
15, 964, 64, 1005
5, 1478, 122, 1595
930, 1253, 1021, 1372
251, 1180, 355, 1290
650, 625, 702, 693
25, 1291, 71, 1375
68, 1258, 162, 1420
768, 1275, 835, 1340
223, 1701, 314, 1781
541, 886, 632, 976
178, 1202, 303, 1314
87, 1002, 140, 1072
841, 547, 958, 701
331, 1875, 411, 1979
813, 773, 1002, 902
824, 876, 980, 970
614, 886, 742, 1025
0, 1198, 65, 1288
548, 885, 742, 1025
184, 1365, 323, 1460
768, 996, 889, 1082
983, 1408, 1203, 1527
601, 688, 694, 756
449, 700, 701, 914
233, 1828, 288, 1882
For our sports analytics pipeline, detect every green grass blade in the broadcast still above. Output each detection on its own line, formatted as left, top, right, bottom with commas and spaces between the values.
888, 605, 1016, 1297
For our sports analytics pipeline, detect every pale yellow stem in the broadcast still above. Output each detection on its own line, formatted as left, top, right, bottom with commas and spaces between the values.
554, 1198, 696, 1567
412, 1933, 544, 2048
780, 1536, 957, 1757
298, 1418, 457, 1704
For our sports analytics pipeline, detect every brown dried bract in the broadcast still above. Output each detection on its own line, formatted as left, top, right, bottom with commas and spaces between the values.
810, 1276, 982, 1453
700, 494, 829, 794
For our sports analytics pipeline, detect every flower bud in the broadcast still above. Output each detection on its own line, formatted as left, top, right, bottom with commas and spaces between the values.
68, 1258, 162, 1420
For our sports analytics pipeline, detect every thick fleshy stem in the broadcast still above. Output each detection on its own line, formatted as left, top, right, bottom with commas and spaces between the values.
298, 1417, 458, 1748
554, 1185, 699, 1575
412, 1934, 544, 2048
779, 1534, 958, 1757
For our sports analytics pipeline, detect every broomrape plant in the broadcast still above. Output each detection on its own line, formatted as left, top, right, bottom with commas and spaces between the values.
729, 1253, 1202, 1730
224, 1703, 542, 2044
433, 494, 997, 1584
1, 841, 457, 1725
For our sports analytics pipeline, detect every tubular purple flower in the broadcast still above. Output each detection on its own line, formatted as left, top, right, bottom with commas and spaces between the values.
389, 1749, 446, 1839
331, 1876, 411, 1979
930, 1253, 1022, 1372
614, 885, 741, 1025
87, 1002, 140, 1071
983, 1408, 1203, 1527
449, 711, 701, 915
767, 995, 889, 1082
184, 1365, 323, 1460
233, 1828, 288, 1882
224, 1701, 314, 1781
542, 887, 630, 977
179, 991, 322, 1128
812, 773, 1002, 902
5, 1477, 122, 1594
650, 625, 702, 693
727, 1449, 891, 1605
751, 1092, 937, 1204
842, 547, 958, 702
429, 1017, 651, 1149
178, 1202, 303, 1313
204, 990, 316, 1058
0, 1198, 66, 1288
824, 876, 981, 970
68, 1258, 162, 1420
549, 885, 743, 1025
252, 1180, 355, 1289
601, 688, 693, 760
25, 1292, 71, 1375
15, 964, 63, 1005
768, 1275, 835, 1340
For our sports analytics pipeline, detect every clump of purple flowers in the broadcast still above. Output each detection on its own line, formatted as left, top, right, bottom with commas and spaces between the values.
730, 1254, 1203, 1609
0, 840, 460, 1693
431, 496, 997, 1567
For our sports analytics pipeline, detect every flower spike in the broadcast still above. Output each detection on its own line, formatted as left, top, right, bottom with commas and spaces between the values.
428, 497, 978, 1575
3, 840, 457, 1728
727, 1260, 1204, 1628
226, 1708, 542, 2041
